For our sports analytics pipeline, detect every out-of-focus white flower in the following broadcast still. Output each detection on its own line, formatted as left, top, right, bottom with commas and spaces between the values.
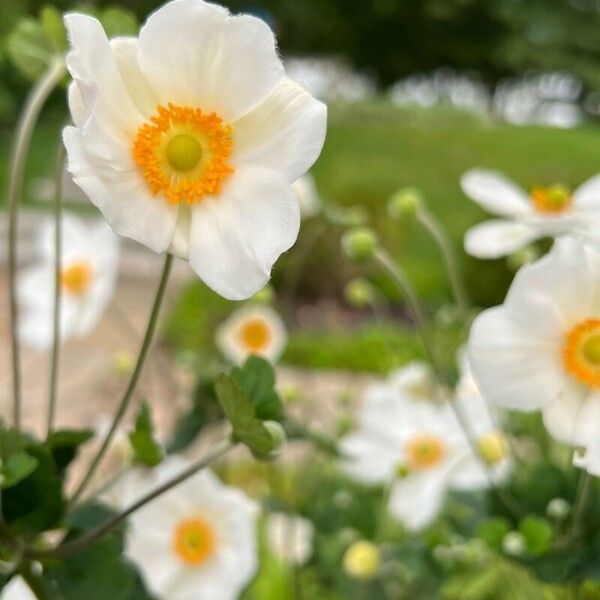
265, 512, 314, 565
18, 214, 119, 349
0, 577, 35, 600
292, 174, 321, 219
116, 457, 258, 600
461, 169, 600, 259
63, 0, 327, 301
340, 364, 492, 532
216, 304, 287, 365
468, 236, 600, 476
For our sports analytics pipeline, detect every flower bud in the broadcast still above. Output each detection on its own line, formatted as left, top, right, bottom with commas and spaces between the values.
113, 350, 135, 375
343, 540, 380, 580
388, 187, 423, 220
546, 497, 570, 520
502, 531, 526, 556
252, 421, 286, 461
341, 228, 377, 262
344, 278, 375, 308
252, 285, 275, 304
477, 431, 509, 465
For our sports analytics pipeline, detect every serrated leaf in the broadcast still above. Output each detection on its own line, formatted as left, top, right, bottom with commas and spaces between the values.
215, 374, 275, 455
7, 18, 55, 80
129, 403, 163, 467
232, 356, 283, 422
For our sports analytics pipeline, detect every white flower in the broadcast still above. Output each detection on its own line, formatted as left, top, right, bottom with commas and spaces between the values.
340, 364, 491, 531
63, 0, 327, 301
0, 577, 35, 600
461, 169, 600, 259
265, 512, 314, 565
468, 236, 600, 476
216, 304, 287, 365
117, 457, 258, 600
292, 174, 321, 219
18, 214, 119, 350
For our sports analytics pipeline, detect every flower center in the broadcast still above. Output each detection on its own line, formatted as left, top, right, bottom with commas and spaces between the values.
405, 435, 445, 471
239, 318, 272, 352
477, 431, 509, 465
563, 318, 600, 388
61, 261, 93, 296
172, 517, 216, 566
132, 103, 234, 205
530, 185, 572, 215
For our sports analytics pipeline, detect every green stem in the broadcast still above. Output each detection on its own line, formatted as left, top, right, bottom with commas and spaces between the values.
20, 561, 51, 600
29, 439, 235, 560
6, 60, 65, 429
415, 205, 469, 320
373, 246, 524, 518
69, 253, 174, 506
46, 146, 66, 438
569, 471, 592, 541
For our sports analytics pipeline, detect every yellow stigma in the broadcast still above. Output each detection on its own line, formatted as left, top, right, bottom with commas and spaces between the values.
61, 261, 93, 296
477, 431, 509, 465
166, 134, 203, 172
133, 103, 234, 205
563, 318, 600, 388
405, 435, 445, 471
239, 318, 272, 353
172, 517, 216, 566
530, 184, 572, 215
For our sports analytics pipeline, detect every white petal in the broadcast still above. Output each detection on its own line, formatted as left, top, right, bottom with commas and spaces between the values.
572, 394, 600, 476
542, 387, 586, 445
64, 126, 179, 253
572, 174, 600, 211
464, 219, 539, 259
461, 169, 531, 217
340, 429, 400, 484
0, 577, 36, 600
388, 470, 449, 532
233, 78, 327, 182
68, 82, 86, 128
468, 306, 568, 410
188, 168, 300, 300
138, 0, 284, 122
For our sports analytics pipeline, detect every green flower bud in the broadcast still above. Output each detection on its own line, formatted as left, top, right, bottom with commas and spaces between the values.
546, 497, 570, 520
252, 421, 286, 461
252, 285, 275, 304
343, 540, 380, 580
502, 531, 526, 556
341, 228, 378, 262
388, 187, 423, 220
344, 278, 375, 308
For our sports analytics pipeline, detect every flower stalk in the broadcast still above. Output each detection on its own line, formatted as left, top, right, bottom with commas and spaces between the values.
6, 59, 66, 429
70, 253, 174, 506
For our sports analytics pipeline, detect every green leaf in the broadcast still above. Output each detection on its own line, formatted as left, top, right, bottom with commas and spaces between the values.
129, 403, 163, 467
46, 429, 94, 477
215, 374, 277, 457
232, 356, 283, 422
2, 452, 38, 489
519, 516, 553, 556
476, 517, 512, 552
7, 17, 56, 80
40, 5, 67, 52
100, 7, 139, 37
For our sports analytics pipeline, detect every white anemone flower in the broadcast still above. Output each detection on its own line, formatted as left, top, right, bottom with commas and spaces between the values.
0, 577, 35, 600
216, 304, 287, 365
265, 512, 314, 566
117, 458, 258, 600
461, 169, 600, 259
18, 214, 119, 350
340, 365, 492, 532
292, 174, 321, 219
468, 236, 600, 476
63, 0, 327, 301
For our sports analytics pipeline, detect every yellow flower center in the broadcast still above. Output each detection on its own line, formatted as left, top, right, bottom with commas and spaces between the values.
563, 318, 600, 388
132, 103, 234, 205
61, 261, 93, 296
239, 318, 272, 353
530, 185, 572, 215
405, 435, 445, 471
477, 431, 509, 465
172, 517, 216, 566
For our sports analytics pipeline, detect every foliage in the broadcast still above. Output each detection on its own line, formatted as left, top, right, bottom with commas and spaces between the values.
128, 403, 164, 467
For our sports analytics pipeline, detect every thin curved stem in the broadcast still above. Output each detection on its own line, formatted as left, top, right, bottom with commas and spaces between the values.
47, 146, 66, 438
29, 439, 234, 560
373, 247, 524, 518
570, 471, 592, 541
415, 205, 469, 320
69, 253, 174, 506
6, 60, 66, 429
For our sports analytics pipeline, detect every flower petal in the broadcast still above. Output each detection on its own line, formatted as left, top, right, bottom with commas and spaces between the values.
572, 173, 600, 211
461, 169, 531, 217
188, 167, 300, 300
233, 78, 327, 182
64, 126, 179, 253
138, 0, 284, 122
464, 219, 539, 259
572, 394, 600, 476
542, 384, 587, 445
